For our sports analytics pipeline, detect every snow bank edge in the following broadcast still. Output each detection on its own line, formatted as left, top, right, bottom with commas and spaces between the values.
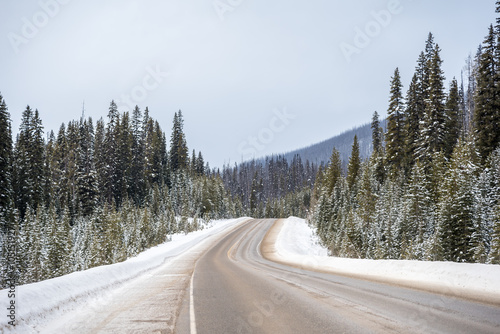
263, 217, 500, 307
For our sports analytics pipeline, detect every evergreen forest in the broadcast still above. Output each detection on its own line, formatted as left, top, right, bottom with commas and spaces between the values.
1, 2, 500, 289
310, 10, 500, 264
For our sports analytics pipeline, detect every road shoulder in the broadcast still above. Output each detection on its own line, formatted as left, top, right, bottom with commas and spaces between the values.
261, 218, 500, 307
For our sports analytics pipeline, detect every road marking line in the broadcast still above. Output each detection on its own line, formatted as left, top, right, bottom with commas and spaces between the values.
190, 274, 197, 334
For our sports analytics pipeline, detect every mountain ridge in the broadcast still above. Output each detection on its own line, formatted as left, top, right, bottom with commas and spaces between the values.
279, 119, 386, 166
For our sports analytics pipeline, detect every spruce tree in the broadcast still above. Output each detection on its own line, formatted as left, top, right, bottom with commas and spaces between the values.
418, 44, 446, 163
77, 170, 98, 217
325, 147, 342, 196
64, 121, 80, 217
415, 51, 430, 107
169, 110, 189, 172
402, 161, 434, 252
45, 206, 72, 278
371, 111, 382, 154
347, 135, 361, 190
191, 149, 197, 176
131, 106, 146, 204
145, 120, 167, 186
13, 106, 46, 217
474, 25, 500, 164
356, 161, 377, 231
444, 78, 461, 158
439, 139, 478, 262
94, 118, 107, 205
116, 112, 133, 205
50, 124, 68, 212
104, 101, 120, 203
425, 32, 435, 65
76, 118, 98, 216
17, 208, 40, 283
404, 74, 421, 171
0, 94, 13, 231
385, 68, 405, 175
197, 151, 205, 176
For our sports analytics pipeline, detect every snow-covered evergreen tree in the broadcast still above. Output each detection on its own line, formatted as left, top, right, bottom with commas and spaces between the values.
0, 93, 13, 232
417, 44, 446, 163
347, 135, 361, 191
444, 78, 462, 158
439, 139, 478, 262
474, 25, 500, 164
385, 68, 406, 175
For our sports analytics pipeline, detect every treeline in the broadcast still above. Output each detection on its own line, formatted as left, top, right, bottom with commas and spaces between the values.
221, 154, 319, 219
0, 100, 236, 286
311, 11, 500, 264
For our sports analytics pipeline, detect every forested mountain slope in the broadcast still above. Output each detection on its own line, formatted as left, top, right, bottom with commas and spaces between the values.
281, 120, 385, 166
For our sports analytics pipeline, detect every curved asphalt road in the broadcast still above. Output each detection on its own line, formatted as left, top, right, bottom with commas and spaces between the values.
178, 219, 500, 334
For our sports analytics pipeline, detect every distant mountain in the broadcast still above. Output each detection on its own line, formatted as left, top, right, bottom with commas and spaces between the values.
282, 120, 386, 166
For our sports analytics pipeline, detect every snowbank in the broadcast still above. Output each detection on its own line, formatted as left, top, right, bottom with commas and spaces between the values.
274, 217, 500, 305
0, 217, 250, 332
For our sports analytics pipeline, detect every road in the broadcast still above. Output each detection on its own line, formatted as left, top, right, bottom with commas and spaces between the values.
42, 218, 500, 333
177, 219, 500, 334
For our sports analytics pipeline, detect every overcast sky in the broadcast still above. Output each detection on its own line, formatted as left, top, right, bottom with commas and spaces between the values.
0, 0, 496, 168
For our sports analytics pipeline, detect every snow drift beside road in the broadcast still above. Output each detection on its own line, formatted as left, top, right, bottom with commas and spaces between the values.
0, 217, 249, 332
275, 217, 500, 304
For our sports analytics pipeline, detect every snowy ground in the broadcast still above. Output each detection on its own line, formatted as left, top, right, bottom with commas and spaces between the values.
0, 217, 250, 333
3, 216, 500, 332
275, 217, 500, 305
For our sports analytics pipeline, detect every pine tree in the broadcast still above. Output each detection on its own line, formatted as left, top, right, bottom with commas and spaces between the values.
385, 68, 405, 175
347, 135, 361, 190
